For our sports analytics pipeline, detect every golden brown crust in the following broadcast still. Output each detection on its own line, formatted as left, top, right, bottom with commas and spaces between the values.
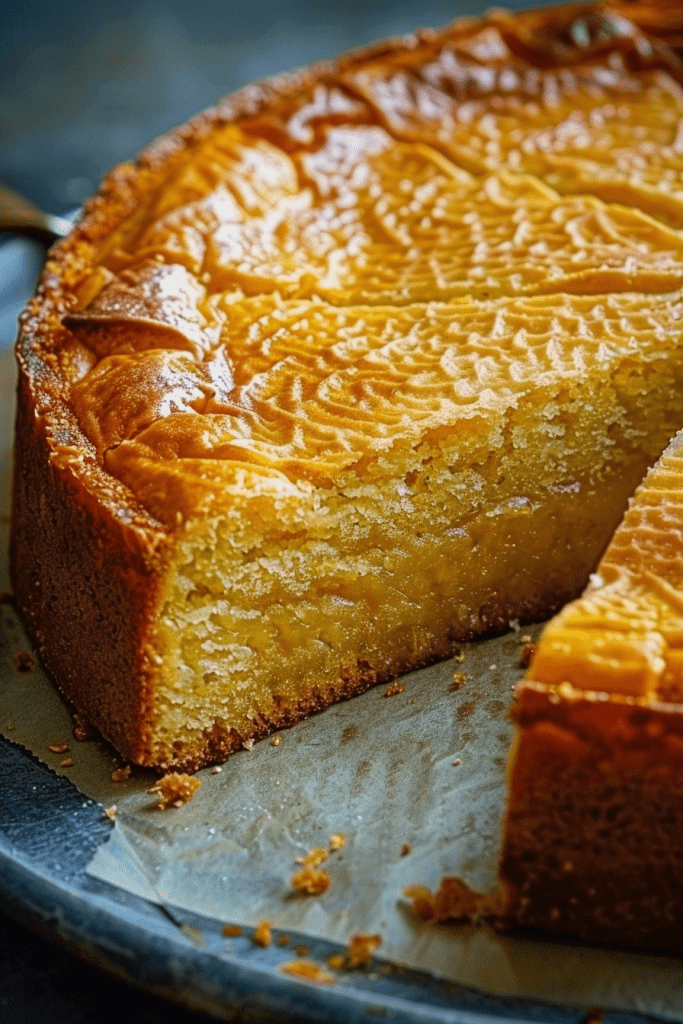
13, 0, 683, 777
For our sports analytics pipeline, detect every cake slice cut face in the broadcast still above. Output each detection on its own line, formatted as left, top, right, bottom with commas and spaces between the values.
12, 2, 683, 770
501, 431, 683, 953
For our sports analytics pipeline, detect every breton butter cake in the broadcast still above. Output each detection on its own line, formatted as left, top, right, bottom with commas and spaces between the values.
11, 0, 683, 900
500, 428, 683, 952
13, 1, 683, 769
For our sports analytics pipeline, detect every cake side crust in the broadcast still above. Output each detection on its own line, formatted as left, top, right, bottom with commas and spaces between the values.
10, 366, 174, 765
500, 680, 683, 953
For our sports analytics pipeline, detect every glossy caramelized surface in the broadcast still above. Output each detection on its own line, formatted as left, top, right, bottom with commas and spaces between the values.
51, 4, 683, 530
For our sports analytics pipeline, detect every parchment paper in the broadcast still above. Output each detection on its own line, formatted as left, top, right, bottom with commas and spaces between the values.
2, 346, 683, 1018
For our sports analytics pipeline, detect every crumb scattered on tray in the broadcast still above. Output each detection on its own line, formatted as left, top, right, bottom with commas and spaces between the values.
296, 847, 329, 868
280, 960, 335, 984
149, 772, 201, 809
222, 924, 243, 938
14, 650, 34, 673
348, 933, 382, 967
252, 920, 272, 947
347, 933, 383, 967
243, 738, 255, 751
72, 714, 96, 741
48, 742, 70, 754
291, 866, 331, 895
401, 843, 411, 856
452, 647, 465, 663
329, 833, 346, 851
60, 757, 74, 768
211, 765, 222, 774
111, 765, 131, 783
103, 805, 117, 822
519, 641, 537, 668
451, 757, 462, 766
276, 934, 290, 947
520, 634, 532, 644
270, 735, 282, 747
384, 681, 405, 698
293, 945, 309, 956
405, 877, 501, 924
450, 671, 467, 691
328, 933, 382, 971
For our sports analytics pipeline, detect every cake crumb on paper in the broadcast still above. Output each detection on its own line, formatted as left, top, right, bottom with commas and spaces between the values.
15, 650, 34, 673
347, 933, 383, 967
270, 735, 282, 747
329, 933, 382, 971
401, 843, 411, 856
450, 671, 467, 691
293, 945, 309, 956
251, 920, 272, 947
222, 924, 242, 938
276, 934, 290, 947
48, 741, 70, 754
149, 772, 201, 809
329, 832, 346, 851
103, 805, 117, 822
452, 647, 465, 663
60, 757, 74, 768
280, 960, 335, 985
452, 758, 462, 766
405, 877, 501, 924
111, 765, 131, 783
291, 866, 331, 895
296, 847, 329, 867
384, 681, 405, 698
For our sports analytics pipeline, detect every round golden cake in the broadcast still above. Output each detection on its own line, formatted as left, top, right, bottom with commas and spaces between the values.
12, 0, 683, 798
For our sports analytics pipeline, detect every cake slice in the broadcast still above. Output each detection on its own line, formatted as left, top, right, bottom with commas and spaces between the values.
500, 429, 683, 953
12, 1, 683, 774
